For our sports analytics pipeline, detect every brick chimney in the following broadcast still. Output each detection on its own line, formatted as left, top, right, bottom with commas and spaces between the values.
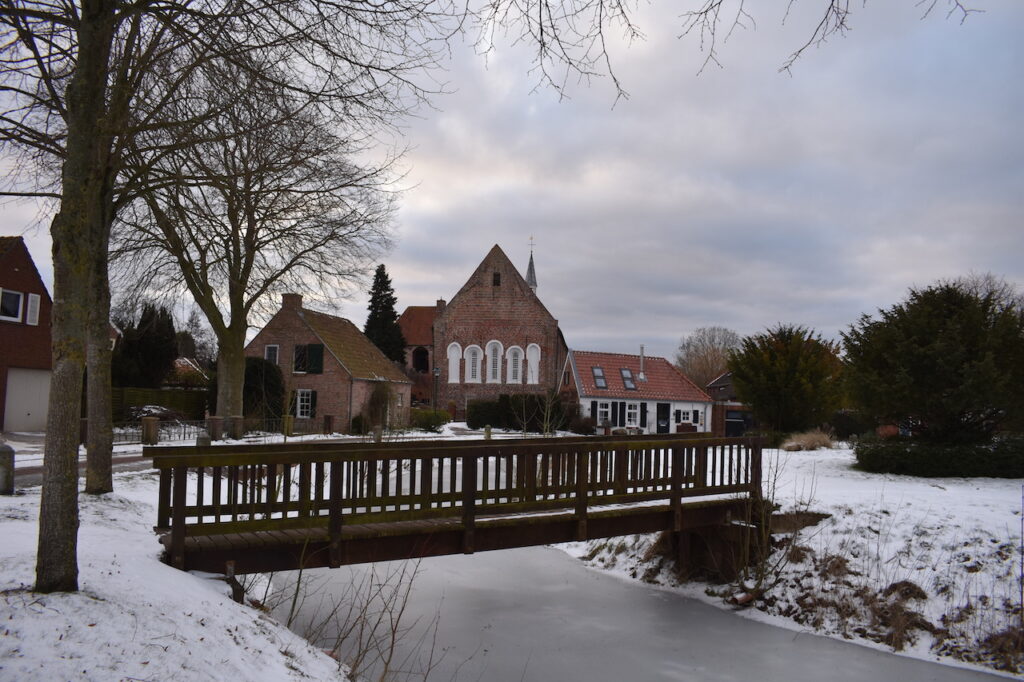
436, 298, 446, 314
282, 293, 303, 310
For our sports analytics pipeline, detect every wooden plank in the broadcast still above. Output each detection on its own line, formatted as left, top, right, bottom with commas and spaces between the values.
462, 453, 476, 553
171, 465, 187, 570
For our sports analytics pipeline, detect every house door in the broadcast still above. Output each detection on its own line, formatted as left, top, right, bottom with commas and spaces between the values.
656, 403, 670, 434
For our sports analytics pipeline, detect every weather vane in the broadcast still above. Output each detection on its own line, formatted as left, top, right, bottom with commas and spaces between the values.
528, 235, 535, 252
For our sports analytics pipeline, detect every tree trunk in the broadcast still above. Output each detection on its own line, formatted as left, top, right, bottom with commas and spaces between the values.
35, 0, 117, 594
85, 259, 113, 495
216, 328, 247, 418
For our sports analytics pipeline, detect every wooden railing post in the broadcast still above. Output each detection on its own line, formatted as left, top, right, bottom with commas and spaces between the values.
695, 444, 709, 491
614, 446, 627, 495
420, 456, 433, 510
171, 465, 187, 570
462, 453, 477, 554
157, 467, 171, 529
750, 438, 763, 504
328, 461, 344, 567
524, 451, 537, 502
575, 450, 589, 540
670, 446, 682, 532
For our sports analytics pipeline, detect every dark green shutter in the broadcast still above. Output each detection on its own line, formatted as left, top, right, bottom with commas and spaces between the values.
308, 344, 324, 374
675, 410, 681, 424
619, 402, 626, 427
310, 390, 318, 418
591, 401, 598, 422
640, 403, 647, 428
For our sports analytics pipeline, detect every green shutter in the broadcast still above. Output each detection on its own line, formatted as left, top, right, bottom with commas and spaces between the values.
640, 403, 647, 428
308, 344, 324, 374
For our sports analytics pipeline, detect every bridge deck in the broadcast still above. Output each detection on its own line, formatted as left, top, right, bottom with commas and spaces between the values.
150, 434, 762, 575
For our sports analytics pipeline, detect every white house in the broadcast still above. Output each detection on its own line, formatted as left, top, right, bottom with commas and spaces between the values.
561, 349, 713, 434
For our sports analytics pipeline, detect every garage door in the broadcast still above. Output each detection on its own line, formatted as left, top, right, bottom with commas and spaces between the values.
4, 368, 51, 432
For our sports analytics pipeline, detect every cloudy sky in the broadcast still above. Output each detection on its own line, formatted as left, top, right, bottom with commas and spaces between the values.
3, 0, 1023, 362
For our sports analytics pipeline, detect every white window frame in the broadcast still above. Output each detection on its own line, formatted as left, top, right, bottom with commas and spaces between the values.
26, 293, 40, 326
596, 402, 611, 425
447, 343, 462, 383
486, 340, 503, 383
296, 389, 313, 418
464, 345, 483, 383
506, 346, 524, 384
526, 344, 541, 385
626, 403, 639, 427
264, 344, 280, 365
0, 288, 23, 322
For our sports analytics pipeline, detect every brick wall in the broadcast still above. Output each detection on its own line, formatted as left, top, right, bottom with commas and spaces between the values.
433, 248, 567, 417
0, 240, 53, 428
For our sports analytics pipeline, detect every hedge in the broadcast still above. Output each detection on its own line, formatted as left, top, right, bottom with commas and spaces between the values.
410, 408, 450, 433
854, 435, 1024, 478
466, 393, 568, 432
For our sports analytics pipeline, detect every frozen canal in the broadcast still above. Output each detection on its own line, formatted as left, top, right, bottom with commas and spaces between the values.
277, 546, 1004, 682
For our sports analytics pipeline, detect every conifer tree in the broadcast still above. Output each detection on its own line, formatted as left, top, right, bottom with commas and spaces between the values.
364, 264, 406, 363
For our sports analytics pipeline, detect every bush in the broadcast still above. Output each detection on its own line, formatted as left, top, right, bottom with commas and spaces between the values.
569, 414, 596, 435
410, 408, 450, 433
854, 435, 1024, 478
466, 392, 568, 432
827, 409, 874, 441
350, 414, 367, 435
466, 399, 504, 430
781, 429, 834, 452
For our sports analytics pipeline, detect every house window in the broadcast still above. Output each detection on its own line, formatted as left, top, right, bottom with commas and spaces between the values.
597, 402, 611, 425
492, 272, 501, 286
506, 346, 523, 384
397, 392, 403, 407
526, 344, 541, 384
294, 345, 307, 373
293, 344, 324, 374
447, 343, 462, 383
486, 341, 503, 383
296, 389, 314, 418
464, 345, 483, 383
626, 403, 639, 426
265, 344, 279, 365
26, 293, 40, 326
621, 368, 636, 390
592, 367, 607, 389
0, 289, 23, 322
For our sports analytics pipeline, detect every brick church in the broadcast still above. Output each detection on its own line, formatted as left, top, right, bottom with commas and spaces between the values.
398, 244, 568, 416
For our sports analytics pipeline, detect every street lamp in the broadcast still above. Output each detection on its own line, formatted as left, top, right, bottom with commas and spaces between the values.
432, 366, 441, 411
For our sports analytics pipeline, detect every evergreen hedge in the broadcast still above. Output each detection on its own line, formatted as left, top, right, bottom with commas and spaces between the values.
410, 408, 450, 433
854, 435, 1024, 478
466, 393, 567, 432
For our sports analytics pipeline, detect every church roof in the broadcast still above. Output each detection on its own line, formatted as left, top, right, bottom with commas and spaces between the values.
398, 306, 435, 346
526, 251, 537, 290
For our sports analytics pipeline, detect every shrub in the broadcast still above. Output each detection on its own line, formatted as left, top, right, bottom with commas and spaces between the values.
569, 414, 596, 435
781, 429, 834, 452
466, 399, 503, 430
410, 408, 450, 433
827, 409, 874, 441
854, 434, 1024, 478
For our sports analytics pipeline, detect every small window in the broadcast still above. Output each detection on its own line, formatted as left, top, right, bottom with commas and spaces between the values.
493, 272, 501, 286
0, 289, 23, 322
397, 392, 403, 407
626, 403, 639, 426
296, 389, 313, 418
620, 368, 636, 390
26, 293, 40, 326
597, 402, 610, 425
592, 367, 607, 389
294, 345, 308, 373
265, 344, 279, 365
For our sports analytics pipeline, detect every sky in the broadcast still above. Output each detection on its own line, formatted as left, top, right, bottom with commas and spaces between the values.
2, 0, 1022, 361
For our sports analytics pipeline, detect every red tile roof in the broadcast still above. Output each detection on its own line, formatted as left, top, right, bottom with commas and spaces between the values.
571, 350, 712, 402
398, 306, 435, 346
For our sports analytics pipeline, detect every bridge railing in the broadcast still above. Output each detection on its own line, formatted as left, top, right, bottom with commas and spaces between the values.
149, 434, 762, 568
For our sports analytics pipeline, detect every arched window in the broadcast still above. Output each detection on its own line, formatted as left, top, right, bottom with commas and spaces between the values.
526, 344, 541, 384
464, 345, 483, 383
447, 343, 462, 384
412, 347, 429, 373
506, 346, 524, 384
486, 340, 503, 383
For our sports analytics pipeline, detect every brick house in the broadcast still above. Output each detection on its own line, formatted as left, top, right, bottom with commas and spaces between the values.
245, 294, 411, 431
428, 245, 568, 417
561, 349, 713, 434
397, 304, 436, 404
706, 371, 756, 437
0, 237, 53, 432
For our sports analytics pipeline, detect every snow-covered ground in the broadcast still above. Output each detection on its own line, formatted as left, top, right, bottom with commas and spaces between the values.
561, 446, 1024, 676
1, 435, 1020, 679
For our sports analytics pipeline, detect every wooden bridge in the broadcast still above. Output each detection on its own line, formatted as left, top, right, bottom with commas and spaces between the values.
150, 434, 763, 578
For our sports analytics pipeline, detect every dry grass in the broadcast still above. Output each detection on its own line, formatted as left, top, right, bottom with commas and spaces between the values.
781, 429, 834, 452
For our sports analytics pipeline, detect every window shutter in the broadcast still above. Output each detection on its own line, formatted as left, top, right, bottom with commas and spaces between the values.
26, 294, 40, 326
310, 390, 318, 418
294, 345, 306, 372
640, 403, 647, 428
675, 410, 681, 424
619, 402, 626, 427
610, 402, 617, 426
308, 344, 324, 374
590, 400, 598, 421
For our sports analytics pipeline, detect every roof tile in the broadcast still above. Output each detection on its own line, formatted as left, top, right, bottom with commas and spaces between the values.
300, 309, 410, 383
572, 350, 711, 402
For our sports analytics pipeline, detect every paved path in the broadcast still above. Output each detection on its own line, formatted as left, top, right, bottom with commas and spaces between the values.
277, 546, 1007, 682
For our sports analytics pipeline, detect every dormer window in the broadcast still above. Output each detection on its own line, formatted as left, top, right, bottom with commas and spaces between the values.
592, 367, 607, 389
621, 368, 636, 390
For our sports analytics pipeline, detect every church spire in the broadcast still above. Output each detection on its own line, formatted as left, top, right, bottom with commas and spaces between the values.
526, 236, 537, 293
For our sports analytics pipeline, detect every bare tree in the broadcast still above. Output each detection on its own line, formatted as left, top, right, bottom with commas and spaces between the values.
675, 326, 741, 389
112, 58, 395, 418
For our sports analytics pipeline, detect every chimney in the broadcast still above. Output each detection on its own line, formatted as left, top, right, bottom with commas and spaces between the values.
638, 344, 647, 382
436, 298, 446, 314
282, 293, 303, 309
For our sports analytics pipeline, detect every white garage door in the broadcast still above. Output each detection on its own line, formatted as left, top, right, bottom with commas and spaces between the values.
4, 368, 51, 432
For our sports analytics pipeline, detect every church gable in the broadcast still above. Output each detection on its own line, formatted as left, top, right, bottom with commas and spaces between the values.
442, 244, 555, 326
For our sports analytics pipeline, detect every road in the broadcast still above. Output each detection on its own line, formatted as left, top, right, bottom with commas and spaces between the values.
275, 546, 1005, 682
